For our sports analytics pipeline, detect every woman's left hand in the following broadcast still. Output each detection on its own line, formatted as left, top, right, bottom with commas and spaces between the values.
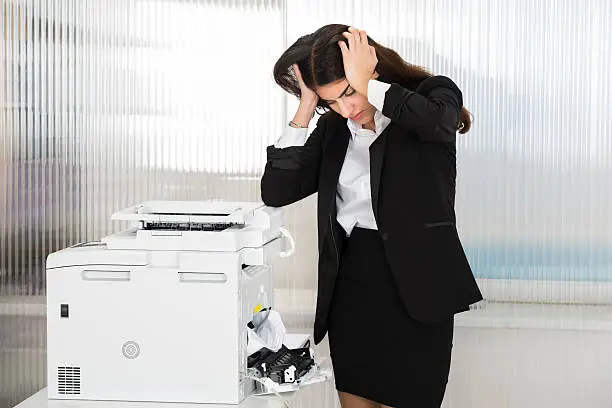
338, 27, 378, 96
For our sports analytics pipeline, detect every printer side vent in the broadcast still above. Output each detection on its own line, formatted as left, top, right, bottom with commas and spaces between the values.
57, 366, 81, 395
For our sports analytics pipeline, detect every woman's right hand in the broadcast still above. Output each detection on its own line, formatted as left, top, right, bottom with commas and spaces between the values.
293, 63, 319, 106
289, 64, 318, 128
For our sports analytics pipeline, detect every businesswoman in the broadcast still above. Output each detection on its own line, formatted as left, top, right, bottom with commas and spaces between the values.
261, 24, 483, 408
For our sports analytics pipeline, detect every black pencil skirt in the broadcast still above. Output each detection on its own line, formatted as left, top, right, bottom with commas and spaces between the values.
327, 227, 454, 408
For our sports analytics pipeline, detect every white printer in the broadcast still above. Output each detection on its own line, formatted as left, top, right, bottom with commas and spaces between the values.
45, 200, 317, 405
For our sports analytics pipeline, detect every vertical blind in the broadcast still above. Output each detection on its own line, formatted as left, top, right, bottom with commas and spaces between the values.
1, 0, 285, 298
286, 0, 612, 300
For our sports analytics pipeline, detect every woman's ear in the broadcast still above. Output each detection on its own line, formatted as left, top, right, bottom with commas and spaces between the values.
371, 70, 380, 80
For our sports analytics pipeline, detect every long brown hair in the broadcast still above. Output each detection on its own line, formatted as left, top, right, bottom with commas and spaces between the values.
273, 24, 471, 134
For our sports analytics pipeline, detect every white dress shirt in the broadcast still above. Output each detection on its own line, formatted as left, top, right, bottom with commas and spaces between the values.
274, 80, 392, 236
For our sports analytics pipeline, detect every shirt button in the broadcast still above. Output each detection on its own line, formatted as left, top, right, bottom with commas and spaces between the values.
381, 232, 389, 241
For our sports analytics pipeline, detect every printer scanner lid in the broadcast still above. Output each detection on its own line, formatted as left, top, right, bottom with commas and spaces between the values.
111, 200, 265, 225
101, 200, 287, 253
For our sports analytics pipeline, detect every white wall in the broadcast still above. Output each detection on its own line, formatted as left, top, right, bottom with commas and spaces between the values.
444, 303, 612, 408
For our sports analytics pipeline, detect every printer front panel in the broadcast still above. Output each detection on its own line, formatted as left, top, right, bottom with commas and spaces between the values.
47, 252, 246, 404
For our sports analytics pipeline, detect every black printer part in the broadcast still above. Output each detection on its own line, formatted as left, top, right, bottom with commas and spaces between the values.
247, 344, 314, 384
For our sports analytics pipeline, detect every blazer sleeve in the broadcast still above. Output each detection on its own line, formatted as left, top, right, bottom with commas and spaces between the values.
379, 75, 464, 143
260, 115, 326, 207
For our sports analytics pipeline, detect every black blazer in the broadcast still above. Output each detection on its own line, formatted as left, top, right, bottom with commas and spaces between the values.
261, 75, 483, 344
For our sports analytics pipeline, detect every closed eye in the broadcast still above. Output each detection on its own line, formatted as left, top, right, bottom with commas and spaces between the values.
324, 87, 355, 105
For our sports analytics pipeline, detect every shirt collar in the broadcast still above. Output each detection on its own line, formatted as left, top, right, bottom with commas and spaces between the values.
346, 109, 391, 138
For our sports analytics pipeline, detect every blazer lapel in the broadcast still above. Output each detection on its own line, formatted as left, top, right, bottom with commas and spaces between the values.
369, 126, 391, 221
320, 122, 350, 214
317, 121, 349, 253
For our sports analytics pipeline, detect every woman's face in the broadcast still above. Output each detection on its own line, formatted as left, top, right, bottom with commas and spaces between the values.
316, 78, 377, 127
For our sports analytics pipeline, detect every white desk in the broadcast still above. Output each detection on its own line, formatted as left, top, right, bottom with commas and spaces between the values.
15, 378, 338, 408
14, 358, 337, 408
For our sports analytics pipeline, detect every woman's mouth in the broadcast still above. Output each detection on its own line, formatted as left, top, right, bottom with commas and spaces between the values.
351, 111, 363, 120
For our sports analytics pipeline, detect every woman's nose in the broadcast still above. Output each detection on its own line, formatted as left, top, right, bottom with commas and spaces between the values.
337, 100, 352, 118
